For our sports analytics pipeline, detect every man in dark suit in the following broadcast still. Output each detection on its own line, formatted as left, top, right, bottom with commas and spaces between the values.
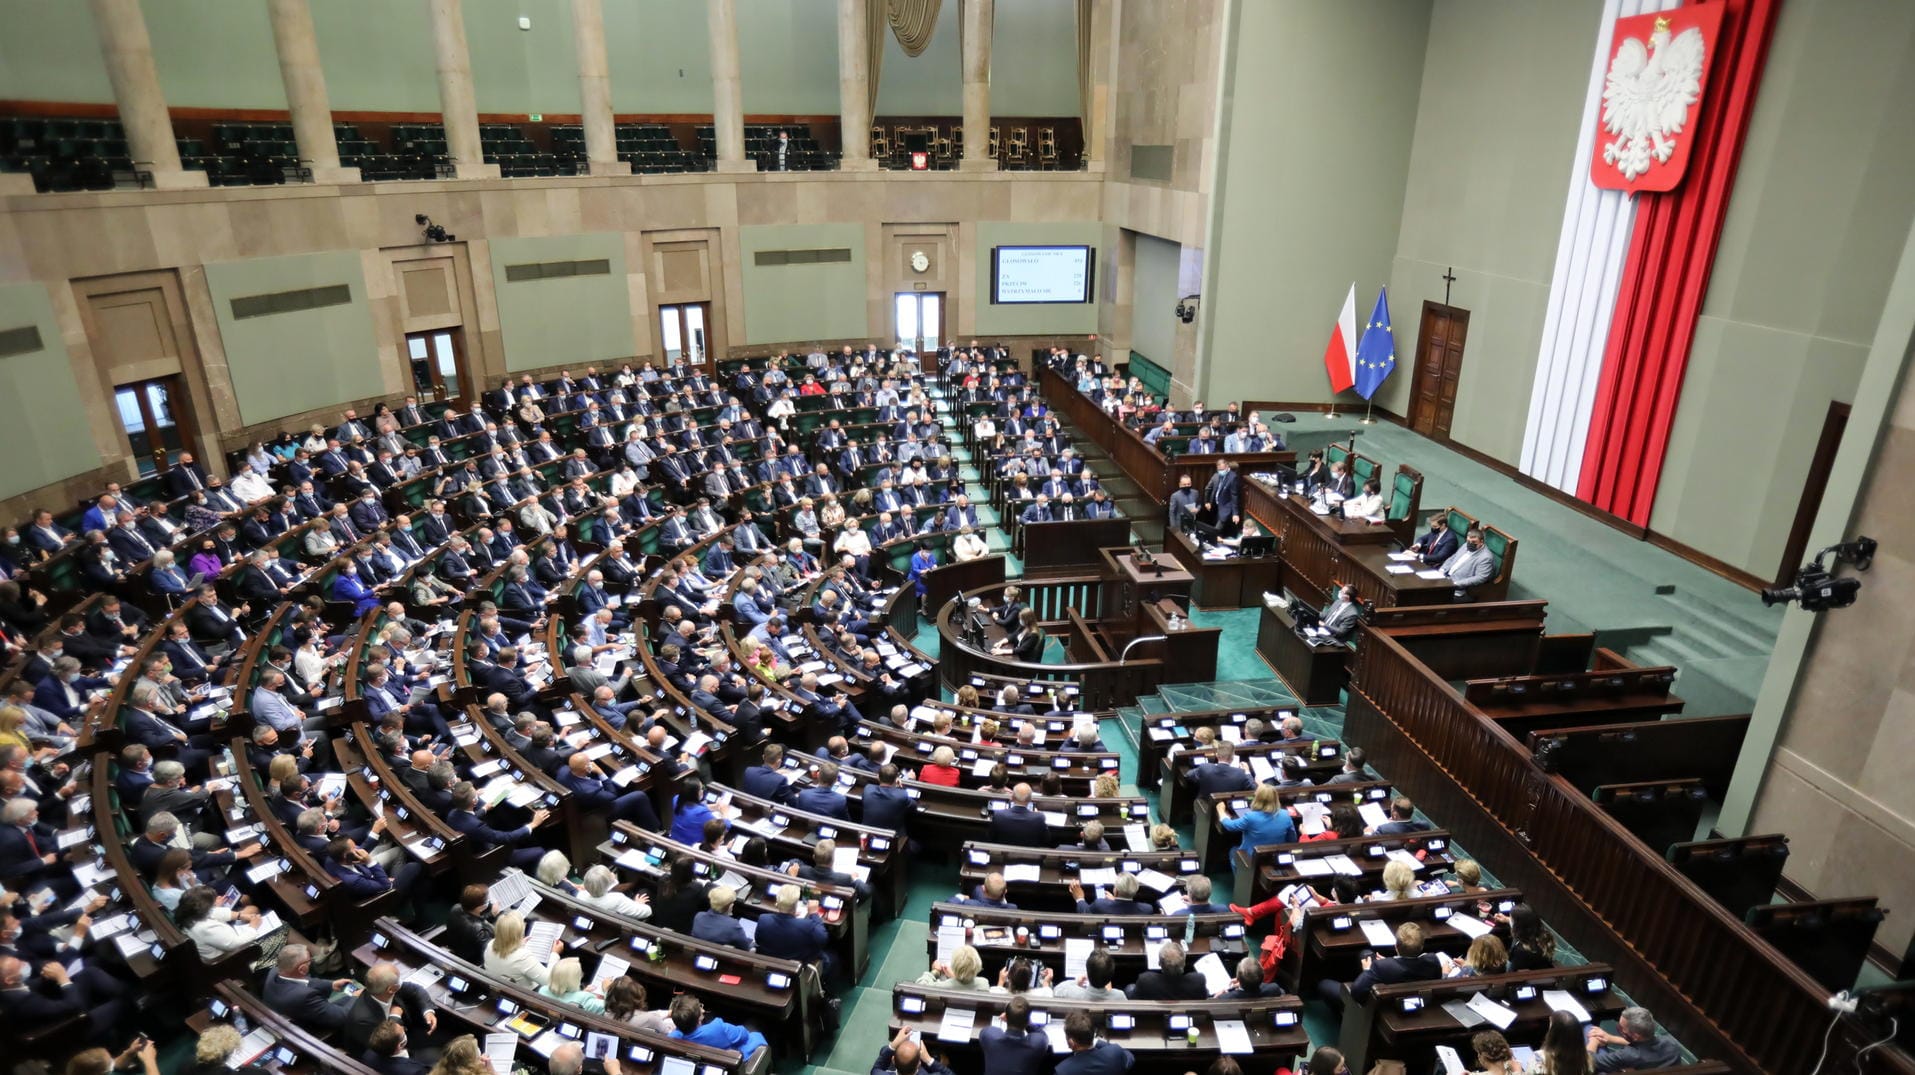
444, 781, 550, 871
1125, 941, 1208, 1000
1216, 955, 1286, 999
1409, 513, 1459, 566
1318, 921, 1442, 1010
741, 743, 793, 804
793, 762, 852, 821
963, 873, 1017, 911
1202, 459, 1242, 537
261, 944, 352, 1033
860, 763, 915, 839
872, 1026, 955, 1075
0, 952, 126, 1032
986, 783, 1050, 848
1054, 1010, 1134, 1075
363, 1019, 433, 1075
1321, 583, 1363, 639
690, 886, 752, 950
1188, 742, 1257, 798
753, 883, 833, 976
980, 996, 1051, 1075
1071, 873, 1156, 915
164, 453, 210, 497
794, 838, 870, 902
441, 885, 497, 965
341, 960, 440, 1059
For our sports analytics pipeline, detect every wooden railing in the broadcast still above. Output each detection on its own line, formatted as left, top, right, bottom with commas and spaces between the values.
1345, 626, 1915, 1075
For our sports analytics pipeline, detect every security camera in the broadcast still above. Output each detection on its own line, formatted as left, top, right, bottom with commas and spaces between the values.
1761, 537, 1876, 612
416, 213, 455, 243
1175, 295, 1201, 324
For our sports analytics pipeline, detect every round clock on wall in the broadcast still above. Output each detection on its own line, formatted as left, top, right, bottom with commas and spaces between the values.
910, 250, 930, 273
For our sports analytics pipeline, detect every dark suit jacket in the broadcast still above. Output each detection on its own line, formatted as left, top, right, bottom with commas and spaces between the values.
740, 765, 792, 804
860, 785, 915, 834
1055, 1041, 1135, 1075
342, 983, 434, 1055
1349, 952, 1442, 1001
262, 970, 348, 1031
691, 910, 752, 949
753, 911, 828, 963
1188, 761, 1256, 798
980, 1026, 1052, 1075
1126, 969, 1209, 1000
988, 804, 1050, 848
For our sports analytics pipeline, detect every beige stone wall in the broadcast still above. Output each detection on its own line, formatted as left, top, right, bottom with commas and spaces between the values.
0, 170, 1101, 520
1744, 359, 1915, 959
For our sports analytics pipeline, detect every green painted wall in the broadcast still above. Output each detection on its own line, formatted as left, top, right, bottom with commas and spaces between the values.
737, 224, 869, 346
203, 251, 384, 426
1383, 0, 1596, 461
974, 221, 1102, 337
488, 233, 637, 373
0, 0, 1075, 118
1649, 0, 1915, 576
1199, 0, 1431, 409
1131, 232, 1181, 369
0, 283, 103, 499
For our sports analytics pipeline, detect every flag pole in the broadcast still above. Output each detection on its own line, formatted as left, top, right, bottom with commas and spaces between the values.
1361, 397, 1376, 425
1326, 392, 1340, 421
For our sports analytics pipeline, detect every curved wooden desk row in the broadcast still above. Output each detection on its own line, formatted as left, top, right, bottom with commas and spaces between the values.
1189, 782, 1395, 874
923, 902, 1253, 977
355, 918, 770, 1075
1156, 738, 1349, 825
888, 982, 1307, 1075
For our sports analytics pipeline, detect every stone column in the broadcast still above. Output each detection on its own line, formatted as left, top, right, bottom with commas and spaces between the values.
266, 0, 358, 183
1084, 0, 1118, 173
959, 0, 995, 172
836, 0, 877, 171
570, 0, 627, 176
707, 0, 752, 173
426, 0, 500, 179
88, 0, 206, 188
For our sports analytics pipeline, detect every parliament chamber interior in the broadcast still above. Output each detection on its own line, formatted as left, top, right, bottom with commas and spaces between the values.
1, 2, 1913, 1075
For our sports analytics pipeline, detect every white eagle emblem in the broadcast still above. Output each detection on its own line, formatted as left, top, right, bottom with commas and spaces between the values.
1600, 16, 1707, 181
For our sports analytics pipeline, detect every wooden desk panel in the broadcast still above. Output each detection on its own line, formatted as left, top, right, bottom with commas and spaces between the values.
1166, 527, 1289, 610
1256, 603, 1351, 706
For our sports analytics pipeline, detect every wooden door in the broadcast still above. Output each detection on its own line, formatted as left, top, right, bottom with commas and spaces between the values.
112, 375, 196, 475
1410, 302, 1469, 439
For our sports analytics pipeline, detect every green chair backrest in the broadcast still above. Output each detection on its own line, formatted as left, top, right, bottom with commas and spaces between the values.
1326, 443, 1352, 469
1483, 527, 1511, 578
1389, 471, 1416, 521
1351, 454, 1379, 486
1447, 507, 1474, 542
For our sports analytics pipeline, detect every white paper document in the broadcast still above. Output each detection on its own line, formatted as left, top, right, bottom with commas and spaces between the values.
1192, 952, 1233, 995
1467, 992, 1518, 1030
1213, 1019, 1254, 1055
936, 1006, 977, 1042
1416, 569, 1449, 580
1435, 1045, 1466, 1075
1359, 919, 1397, 948
1078, 867, 1118, 887
935, 924, 967, 963
1542, 989, 1594, 1023
1446, 912, 1492, 939
1064, 938, 1094, 979
1357, 802, 1389, 828
1003, 863, 1043, 883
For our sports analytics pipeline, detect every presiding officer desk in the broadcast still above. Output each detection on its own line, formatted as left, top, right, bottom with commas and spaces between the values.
1244, 479, 1453, 608
890, 982, 1308, 1075
1164, 524, 1288, 610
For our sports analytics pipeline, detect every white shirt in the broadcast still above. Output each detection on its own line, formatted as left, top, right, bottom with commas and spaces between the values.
231, 471, 274, 503
954, 533, 989, 562
1342, 492, 1386, 520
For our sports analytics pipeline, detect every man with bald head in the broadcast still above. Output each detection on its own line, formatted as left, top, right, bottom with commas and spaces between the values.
873, 1026, 953, 1075
342, 959, 440, 1060
986, 782, 1050, 847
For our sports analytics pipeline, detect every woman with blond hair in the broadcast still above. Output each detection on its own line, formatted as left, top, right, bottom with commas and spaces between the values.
428, 1035, 494, 1075
484, 911, 557, 989
540, 955, 606, 1013
915, 943, 993, 991
1445, 934, 1510, 979
1092, 772, 1121, 799
1218, 783, 1297, 852
1368, 859, 1417, 902
919, 745, 962, 787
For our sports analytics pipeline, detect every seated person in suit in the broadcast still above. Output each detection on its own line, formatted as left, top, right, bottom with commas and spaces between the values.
980, 995, 1050, 1075
986, 783, 1050, 847
742, 742, 794, 804
873, 1026, 956, 1075
1051, 948, 1121, 1002
483, 912, 557, 991
791, 837, 871, 902
754, 883, 835, 978
1055, 1009, 1135, 1075
793, 762, 853, 821
1316, 920, 1441, 1011
342, 960, 440, 1060
1071, 872, 1157, 915
668, 993, 766, 1057
1368, 795, 1432, 835
261, 944, 351, 1034
1409, 512, 1459, 566
1320, 583, 1363, 639
1125, 940, 1209, 1000
1440, 526, 1496, 592
363, 1019, 433, 1075
1058, 819, 1112, 852
1188, 741, 1257, 797
1176, 875, 1232, 917
444, 781, 552, 871
991, 607, 1044, 663
960, 871, 1017, 911
1217, 954, 1286, 998
1587, 1006, 1683, 1072
690, 885, 752, 950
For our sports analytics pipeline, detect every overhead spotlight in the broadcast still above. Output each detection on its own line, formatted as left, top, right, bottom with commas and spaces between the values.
415, 213, 456, 243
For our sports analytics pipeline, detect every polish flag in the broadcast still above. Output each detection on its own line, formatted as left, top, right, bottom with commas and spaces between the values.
1323, 283, 1357, 393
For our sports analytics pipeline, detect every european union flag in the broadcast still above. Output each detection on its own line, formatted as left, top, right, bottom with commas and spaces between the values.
1353, 287, 1396, 400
